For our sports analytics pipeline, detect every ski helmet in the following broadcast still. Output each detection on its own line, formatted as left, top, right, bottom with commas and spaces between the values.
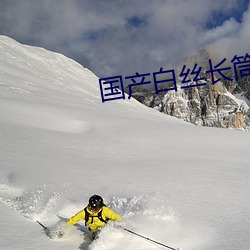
89, 195, 104, 210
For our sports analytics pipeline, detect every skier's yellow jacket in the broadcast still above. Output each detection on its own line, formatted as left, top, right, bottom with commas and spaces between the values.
67, 206, 121, 233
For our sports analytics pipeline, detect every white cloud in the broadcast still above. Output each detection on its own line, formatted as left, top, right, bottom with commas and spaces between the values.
201, 18, 240, 46
208, 3, 250, 65
0, 0, 248, 79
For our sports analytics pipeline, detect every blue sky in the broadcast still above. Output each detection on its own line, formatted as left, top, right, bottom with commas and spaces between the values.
206, 1, 249, 29
0, 0, 249, 80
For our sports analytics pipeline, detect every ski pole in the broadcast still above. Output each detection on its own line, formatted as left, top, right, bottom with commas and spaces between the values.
37, 220, 48, 231
122, 227, 180, 250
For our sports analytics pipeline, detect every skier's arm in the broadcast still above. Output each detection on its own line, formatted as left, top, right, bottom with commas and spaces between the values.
67, 209, 85, 225
104, 207, 122, 222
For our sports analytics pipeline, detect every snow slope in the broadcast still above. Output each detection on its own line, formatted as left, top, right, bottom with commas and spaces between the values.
0, 36, 249, 250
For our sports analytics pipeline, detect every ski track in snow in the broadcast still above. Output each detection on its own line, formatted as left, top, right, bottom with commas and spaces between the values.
0, 99, 91, 134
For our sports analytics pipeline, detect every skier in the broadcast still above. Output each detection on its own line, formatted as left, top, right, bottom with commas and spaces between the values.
66, 194, 122, 239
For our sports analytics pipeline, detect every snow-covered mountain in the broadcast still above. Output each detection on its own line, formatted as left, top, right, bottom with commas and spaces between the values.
127, 49, 250, 130
0, 36, 250, 250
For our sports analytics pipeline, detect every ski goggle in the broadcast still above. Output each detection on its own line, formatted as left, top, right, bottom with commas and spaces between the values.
90, 204, 101, 211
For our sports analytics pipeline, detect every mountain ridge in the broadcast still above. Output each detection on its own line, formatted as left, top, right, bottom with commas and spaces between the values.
125, 48, 250, 130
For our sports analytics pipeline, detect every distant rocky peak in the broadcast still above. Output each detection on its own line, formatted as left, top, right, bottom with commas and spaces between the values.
126, 48, 250, 130
184, 48, 210, 70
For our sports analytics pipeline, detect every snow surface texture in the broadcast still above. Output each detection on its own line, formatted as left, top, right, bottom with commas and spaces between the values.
0, 36, 250, 250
